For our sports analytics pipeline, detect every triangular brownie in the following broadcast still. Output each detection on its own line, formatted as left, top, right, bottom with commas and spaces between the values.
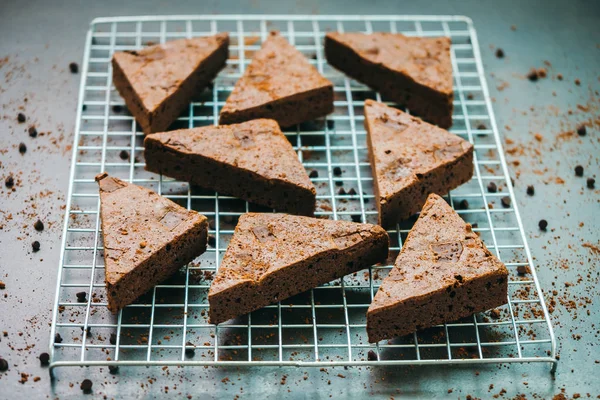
325, 32, 453, 128
144, 119, 317, 216
112, 33, 229, 134
364, 100, 473, 227
96, 173, 208, 312
209, 213, 389, 324
219, 32, 333, 128
367, 194, 508, 342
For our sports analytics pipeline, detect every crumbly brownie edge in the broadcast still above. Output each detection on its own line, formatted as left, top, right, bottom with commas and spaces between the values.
105, 218, 208, 313
219, 85, 334, 128
325, 35, 453, 129
112, 56, 152, 134
209, 227, 389, 324
366, 267, 508, 342
144, 137, 317, 216
376, 146, 474, 228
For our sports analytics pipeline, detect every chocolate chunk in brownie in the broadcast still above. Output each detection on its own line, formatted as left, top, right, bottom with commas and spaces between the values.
112, 33, 229, 134
367, 194, 508, 342
96, 173, 208, 312
209, 213, 389, 324
325, 32, 453, 128
364, 100, 473, 227
219, 32, 333, 128
144, 119, 316, 216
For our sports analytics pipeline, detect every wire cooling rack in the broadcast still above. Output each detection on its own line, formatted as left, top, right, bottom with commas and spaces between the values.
49, 14, 557, 374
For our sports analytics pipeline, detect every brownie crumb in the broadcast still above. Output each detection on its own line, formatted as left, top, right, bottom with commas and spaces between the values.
17, 113, 26, 123
0, 358, 8, 371
112, 105, 123, 113
119, 150, 129, 160
19, 142, 27, 154
574, 165, 584, 177
108, 365, 119, 374
347, 188, 357, 196
80, 379, 93, 393
495, 48, 504, 58
367, 350, 377, 361
557, 73, 563, 80
458, 199, 469, 210
5, 176, 14, 188
338, 187, 346, 195
39, 353, 50, 366
574, 79, 580, 86
487, 182, 497, 193
28, 126, 38, 137
517, 265, 531, 275
109, 333, 117, 345
527, 69, 539, 81
526, 185, 535, 196
69, 62, 79, 74
351, 215, 362, 223
490, 309, 501, 319
207, 235, 216, 248
54, 333, 63, 343
500, 196, 511, 208
309, 170, 318, 178
576, 125, 586, 136
32, 241, 41, 252
0, 281, 5, 289
333, 167, 342, 176
538, 219, 548, 231
537, 68, 547, 78
34, 219, 44, 231
76, 291, 87, 302
587, 178, 595, 189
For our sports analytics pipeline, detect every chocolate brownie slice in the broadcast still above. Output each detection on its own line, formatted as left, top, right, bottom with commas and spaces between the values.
96, 173, 208, 312
367, 193, 508, 342
209, 213, 389, 324
144, 119, 316, 216
365, 100, 473, 227
325, 32, 453, 128
219, 32, 333, 128
112, 33, 229, 134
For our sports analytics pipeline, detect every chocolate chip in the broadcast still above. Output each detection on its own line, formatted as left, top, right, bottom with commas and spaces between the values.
54, 333, 63, 343
351, 215, 362, 223
69, 62, 79, 74
367, 350, 377, 361
208, 219, 216, 230
309, 170, 318, 178
185, 342, 195, 357
338, 187, 346, 195
28, 126, 38, 137
18, 143, 27, 154
17, 113, 26, 123
487, 182, 497, 193
538, 219, 548, 231
39, 352, 50, 366
576, 125, 586, 136
335, 181, 343, 187
108, 365, 119, 374
501, 196, 511, 208
477, 123, 487, 130
527, 69, 539, 81
119, 150, 129, 160
574, 165, 584, 177
32, 241, 40, 252
526, 185, 535, 196
363, 195, 369, 203
0, 358, 8, 371
347, 188, 357, 196
587, 178, 595, 189
327, 120, 335, 130
112, 105, 123, 113
109, 333, 117, 345
467, 93, 474, 100
34, 219, 44, 231
80, 378, 93, 393
5, 176, 14, 188
76, 291, 87, 302
495, 48, 504, 58
333, 166, 342, 176
207, 235, 216, 248
458, 199, 469, 210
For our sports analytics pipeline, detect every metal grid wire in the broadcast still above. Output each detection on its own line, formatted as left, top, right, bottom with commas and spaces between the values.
49, 15, 557, 373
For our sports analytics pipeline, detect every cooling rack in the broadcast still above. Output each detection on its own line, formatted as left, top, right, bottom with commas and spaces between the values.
48, 14, 557, 375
